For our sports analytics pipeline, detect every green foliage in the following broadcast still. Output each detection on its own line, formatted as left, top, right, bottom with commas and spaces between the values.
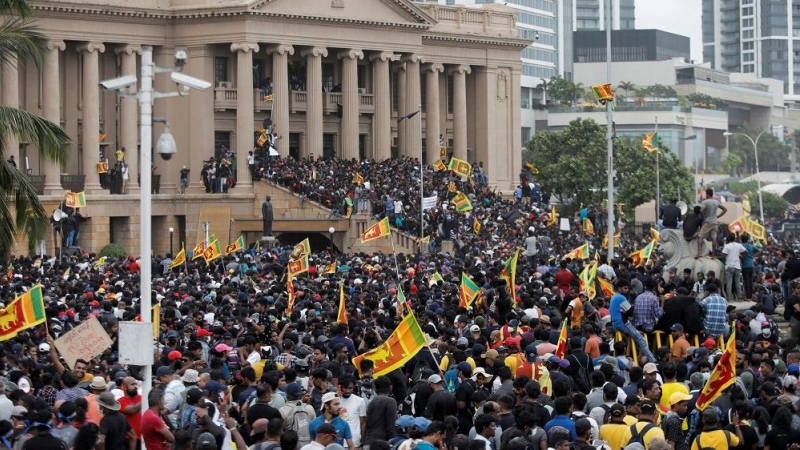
717, 181, 762, 195
757, 191, 791, 218
527, 118, 693, 217
686, 92, 728, 110
546, 76, 586, 104
617, 81, 635, 96
99, 243, 127, 259
634, 84, 678, 102
728, 123, 789, 173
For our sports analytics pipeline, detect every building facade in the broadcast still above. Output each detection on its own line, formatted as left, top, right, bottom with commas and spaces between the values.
574, 29, 691, 63
573, 0, 635, 31
7, 0, 527, 255
703, 0, 800, 102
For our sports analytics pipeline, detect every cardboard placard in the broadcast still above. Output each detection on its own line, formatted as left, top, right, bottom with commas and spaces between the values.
53, 316, 113, 369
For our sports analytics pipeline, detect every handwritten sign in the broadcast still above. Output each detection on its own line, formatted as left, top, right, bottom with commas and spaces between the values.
53, 317, 113, 369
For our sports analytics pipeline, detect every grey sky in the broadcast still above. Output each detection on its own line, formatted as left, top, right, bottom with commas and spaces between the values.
635, 0, 702, 62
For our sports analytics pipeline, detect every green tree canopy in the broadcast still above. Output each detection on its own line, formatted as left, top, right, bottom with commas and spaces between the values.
728, 123, 789, 173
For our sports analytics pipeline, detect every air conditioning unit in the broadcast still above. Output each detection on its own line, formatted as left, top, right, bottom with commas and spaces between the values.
216, 81, 232, 89
358, 88, 366, 94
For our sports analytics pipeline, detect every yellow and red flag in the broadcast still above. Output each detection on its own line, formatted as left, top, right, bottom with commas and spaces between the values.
451, 191, 473, 213
643, 132, 660, 153
501, 249, 520, 302
0, 285, 47, 342
337, 282, 347, 324
65, 191, 87, 208
728, 216, 748, 234
352, 172, 364, 185
434, 160, 447, 171
591, 84, 614, 104
525, 162, 539, 174
562, 243, 590, 260
630, 240, 655, 268
396, 286, 411, 315
192, 240, 206, 260
748, 219, 766, 242
256, 132, 267, 147
554, 319, 569, 359
547, 206, 558, 228
202, 238, 222, 263
473, 217, 481, 235
598, 276, 616, 298
448, 181, 457, 193
322, 262, 337, 274
360, 217, 391, 243
352, 312, 427, 377
602, 234, 620, 248
696, 329, 736, 410
459, 273, 481, 308
290, 238, 311, 260
169, 245, 186, 269
583, 218, 594, 235
650, 228, 660, 242
225, 236, 245, 255
448, 157, 472, 178
286, 279, 295, 315
430, 271, 444, 285
287, 255, 309, 278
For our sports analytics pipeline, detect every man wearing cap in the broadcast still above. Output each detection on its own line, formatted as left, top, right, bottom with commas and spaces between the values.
669, 324, 690, 363
424, 374, 456, 422
308, 392, 354, 450
300, 423, 339, 450
453, 361, 476, 434
620, 400, 665, 450
279, 382, 316, 446
662, 392, 691, 450
97, 392, 133, 450
691, 408, 742, 450
598, 403, 630, 450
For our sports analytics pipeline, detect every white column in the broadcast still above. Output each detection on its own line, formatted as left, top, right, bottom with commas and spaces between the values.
115, 45, 141, 193
267, 44, 294, 157
2, 55, 19, 168
395, 63, 406, 156
78, 42, 106, 191
232, 42, 259, 188
403, 54, 422, 159
338, 49, 364, 160
450, 64, 471, 162
301, 46, 327, 159
424, 63, 443, 167
43, 40, 66, 194
370, 52, 394, 161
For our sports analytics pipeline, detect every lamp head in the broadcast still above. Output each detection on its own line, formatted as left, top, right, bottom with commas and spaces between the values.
329, 227, 335, 234
169, 227, 174, 233
723, 132, 732, 137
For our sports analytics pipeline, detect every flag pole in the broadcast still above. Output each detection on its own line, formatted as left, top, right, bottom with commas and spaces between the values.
605, 0, 615, 265
388, 234, 401, 281
418, 105, 424, 245
655, 116, 660, 227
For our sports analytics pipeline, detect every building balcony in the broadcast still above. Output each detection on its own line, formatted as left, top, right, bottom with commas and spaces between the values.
216, 87, 374, 114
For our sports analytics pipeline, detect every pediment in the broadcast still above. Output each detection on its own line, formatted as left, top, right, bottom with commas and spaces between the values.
248, 0, 434, 27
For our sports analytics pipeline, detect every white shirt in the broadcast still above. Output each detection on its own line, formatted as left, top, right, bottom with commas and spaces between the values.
299, 442, 326, 450
338, 394, 366, 447
722, 242, 746, 270
247, 350, 261, 366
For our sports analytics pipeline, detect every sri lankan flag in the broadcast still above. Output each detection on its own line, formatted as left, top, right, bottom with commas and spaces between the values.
598, 277, 616, 298
337, 282, 347, 324
583, 218, 594, 235
650, 228, 660, 242
630, 240, 655, 268
643, 132, 660, 153
202, 238, 222, 263
286, 279, 295, 315
696, 329, 736, 410
430, 271, 444, 285
0, 285, 47, 342
352, 312, 427, 377
290, 238, 311, 260
459, 273, 480, 308
352, 172, 364, 185
133, 304, 161, 340
192, 238, 209, 260
448, 181, 457, 193
288, 255, 309, 278
256, 132, 268, 147
525, 162, 539, 174
396, 286, 411, 315
322, 262, 337, 274
434, 160, 447, 171
169, 246, 186, 269
554, 319, 569, 358
562, 243, 589, 260
225, 236, 245, 255
360, 217, 391, 243
501, 249, 519, 302
65, 191, 87, 208
748, 219, 766, 242
728, 216, 748, 234
473, 217, 481, 235
591, 83, 614, 104
452, 192, 473, 213
547, 206, 558, 228
579, 263, 598, 300
602, 234, 620, 248
448, 157, 472, 178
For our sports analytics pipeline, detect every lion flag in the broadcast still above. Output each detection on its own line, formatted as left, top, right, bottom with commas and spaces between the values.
337, 282, 347, 324
562, 243, 590, 260
288, 255, 309, 278
65, 191, 87, 208
554, 319, 569, 358
202, 238, 222, 263
360, 217, 391, 243
352, 312, 427, 377
169, 246, 186, 269
0, 285, 47, 342
459, 273, 481, 308
448, 157, 472, 178
290, 238, 311, 260
225, 236, 245, 255
696, 329, 736, 410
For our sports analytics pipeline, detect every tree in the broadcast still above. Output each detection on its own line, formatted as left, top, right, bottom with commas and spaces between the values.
527, 119, 693, 217
727, 123, 789, 173
547, 76, 585, 105
536, 78, 549, 106
0, 1, 71, 256
757, 191, 790, 219
617, 81, 635, 97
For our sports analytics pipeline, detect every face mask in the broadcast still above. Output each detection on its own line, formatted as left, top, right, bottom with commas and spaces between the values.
774, 359, 780, 366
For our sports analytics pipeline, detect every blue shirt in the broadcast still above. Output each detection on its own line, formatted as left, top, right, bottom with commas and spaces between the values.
309, 416, 352, 446
609, 293, 631, 329
742, 243, 757, 269
544, 415, 577, 440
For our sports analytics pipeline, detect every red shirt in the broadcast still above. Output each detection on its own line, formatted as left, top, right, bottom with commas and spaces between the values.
118, 394, 143, 437
554, 269, 574, 295
141, 409, 169, 450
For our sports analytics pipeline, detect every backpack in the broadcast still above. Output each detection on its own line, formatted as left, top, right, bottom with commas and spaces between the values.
402, 380, 426, 415
693, 430, 731, 450
627, 423, 656, 446
288, 403, 312, 446
599, 404, 612, 425
745, 368, 762, 399
569, 353, 592, 394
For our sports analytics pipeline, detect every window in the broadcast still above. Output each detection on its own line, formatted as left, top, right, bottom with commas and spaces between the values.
521, 47, 556, 63
742, 18, 753, 27
516, 11, 555, 29
522, 127, 532, 144
743, 41, 754, 50
214, 131, 231, 159
521, 63, 555, 78
742, 6, 753, 16
743, 52, 755, 62
743, 64, 755, 73
447, 75, 454, 114
214, 57, 229, 83
392, 72, 399, 111
521, 87, 531, 109
743, 29, 754, 39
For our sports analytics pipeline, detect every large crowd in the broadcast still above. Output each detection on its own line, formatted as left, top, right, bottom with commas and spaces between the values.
2, 156, 800, 450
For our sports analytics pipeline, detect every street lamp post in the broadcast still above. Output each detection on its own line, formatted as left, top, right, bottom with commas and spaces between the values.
329, 226, 335, 254
724, 130, 767, 223
100, 45, 210, 419
168, 227, 174, 256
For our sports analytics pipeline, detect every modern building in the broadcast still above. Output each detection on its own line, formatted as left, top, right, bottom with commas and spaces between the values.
7, 0, 527, 255
702, 0, 800, 102
574, 29, 690, 63
573, 0, 635, 31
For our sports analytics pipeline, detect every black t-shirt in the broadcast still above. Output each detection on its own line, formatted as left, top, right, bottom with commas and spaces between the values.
425, 389, 457, 422
99, 411, 131, 450
764, 429, 800, 450
786, 295, 800, 321
455, 379, 476, 434
683, 213, 702, 239
661, 204, 682, 227
785, 258, 800, 280
247, 402, 283, 427
726, 423, 759, 450
22, 433, 68, 450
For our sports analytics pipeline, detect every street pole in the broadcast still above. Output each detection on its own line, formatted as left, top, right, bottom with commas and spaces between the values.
605, 0, 615, 261
725, 130, 767, 223
169, 227, 174, 256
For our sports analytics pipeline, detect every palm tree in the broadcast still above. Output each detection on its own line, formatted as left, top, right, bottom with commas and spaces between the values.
0, 0, 71, 256
536, 77, 549, 106
618, 81, 635, 97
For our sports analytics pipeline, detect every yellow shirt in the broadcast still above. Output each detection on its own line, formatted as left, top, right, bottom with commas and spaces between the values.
690, 429, 739, 450
598, 423, 629, 450
620, 421, 665, 450
623, 415, 638, 426
660, 381, 689, 411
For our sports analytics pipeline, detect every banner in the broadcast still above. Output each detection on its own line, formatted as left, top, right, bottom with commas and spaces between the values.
53, 316, 113, 369
422, 195, 438, 211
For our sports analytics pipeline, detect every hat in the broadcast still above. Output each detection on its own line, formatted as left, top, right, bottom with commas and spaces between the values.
761, 381, 778, 396
196, 432, 217, 450
90, 376, 108, 390
482, 349, 499, 360
214, 343, 233, 353
456, 337, 468, 348
156, 366, 174, 378
412, 417, 431, 432
186, 388, 205, 404
11, 406, 27, 418
640, 400, 657, 415
558, 359, 571, 369
97, 392, 121, 411
317, 423, 339, 439
701, 408, 719, 422
539, 315, 551, 325
167, 350, 182, 361
321, 392, 338, 405
609, 403, 625, 417
182, 369, 199, 383
788, 363, 799, 376
743, 310, 755, 317
456, 361, 472, 377
669, 392, 693, 406
38, 343, 50, 353
643, 363, 658, 374
396, 415, 415, 429
471, 344, 486, 358
470, 325, 481, 333
428, 374, 443, 384
471, 367, 488, 380
702, 338, 716, 349
547, 356, 561, 365
670, 323, 683, 332
284, 382, 306, 400
504, 335, 522, 348
525, 344, 538, 363
251, 418, 269, 436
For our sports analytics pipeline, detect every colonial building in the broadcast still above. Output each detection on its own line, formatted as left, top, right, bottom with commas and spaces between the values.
9, 0, 527, 255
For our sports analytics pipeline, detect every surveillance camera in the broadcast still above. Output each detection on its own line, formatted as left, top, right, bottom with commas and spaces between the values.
171, 72, 211, 91
174, 47, 188, 71
157, 128, 177, 161
100, 75, 137, 91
